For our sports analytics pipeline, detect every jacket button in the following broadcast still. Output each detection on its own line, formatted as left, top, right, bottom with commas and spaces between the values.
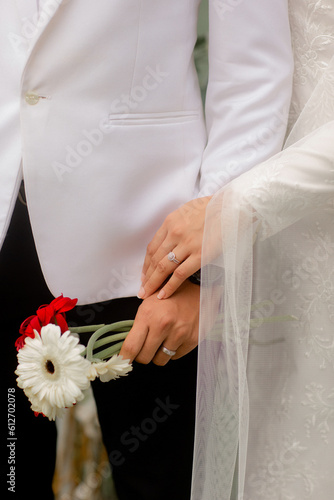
25, 93, 40, 105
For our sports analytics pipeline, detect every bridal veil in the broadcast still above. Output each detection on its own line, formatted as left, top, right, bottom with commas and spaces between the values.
192, 3, 334, 499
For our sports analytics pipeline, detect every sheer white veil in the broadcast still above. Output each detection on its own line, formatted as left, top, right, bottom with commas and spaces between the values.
191, 56, 334, 500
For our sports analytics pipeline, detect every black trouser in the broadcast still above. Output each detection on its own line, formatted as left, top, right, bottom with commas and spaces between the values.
1, 195, 57, 500
92, 336, 197, 500
2, 194, 197, 500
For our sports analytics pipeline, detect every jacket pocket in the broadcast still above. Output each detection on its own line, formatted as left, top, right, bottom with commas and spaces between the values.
108, 110, 199, 126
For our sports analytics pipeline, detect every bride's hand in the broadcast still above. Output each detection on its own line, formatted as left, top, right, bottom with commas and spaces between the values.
137, 196, 212, 299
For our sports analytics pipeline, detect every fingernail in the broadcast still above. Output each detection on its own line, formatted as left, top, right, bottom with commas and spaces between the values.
157, 289, 166, 300
137, 287, 145, 299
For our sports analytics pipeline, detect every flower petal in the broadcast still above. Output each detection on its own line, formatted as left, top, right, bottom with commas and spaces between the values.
16, 323, 91, 420
93, 355, 132, 383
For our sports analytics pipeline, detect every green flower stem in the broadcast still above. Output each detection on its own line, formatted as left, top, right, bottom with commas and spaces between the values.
85, 320, 134, 361
92, 332, 129, 350
208, 314, 297, 342
250, 314, 297, 329
90, 341, 125, 361
69, 324, 105, 334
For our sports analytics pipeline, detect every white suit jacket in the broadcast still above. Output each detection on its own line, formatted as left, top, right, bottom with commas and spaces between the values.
0, 0, 293, 304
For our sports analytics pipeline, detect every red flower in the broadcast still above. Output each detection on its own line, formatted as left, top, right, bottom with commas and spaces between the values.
15, 295, 78, 351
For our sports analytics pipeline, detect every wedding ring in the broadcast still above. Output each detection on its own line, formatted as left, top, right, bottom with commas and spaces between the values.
161, 346, 177, 357
167, 251, 180, 264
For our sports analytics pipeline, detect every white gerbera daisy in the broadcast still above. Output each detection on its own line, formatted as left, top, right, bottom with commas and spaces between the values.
15, 324, 91, 420
22, 386, 67, 421
87, 355, 132, 383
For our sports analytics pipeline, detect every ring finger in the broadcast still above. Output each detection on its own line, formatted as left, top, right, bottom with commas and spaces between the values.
153, 342, 179, 366
140, 247, 188, 298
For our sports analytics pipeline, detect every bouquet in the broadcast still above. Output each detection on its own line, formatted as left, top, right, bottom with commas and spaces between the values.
15, 295, 133, 420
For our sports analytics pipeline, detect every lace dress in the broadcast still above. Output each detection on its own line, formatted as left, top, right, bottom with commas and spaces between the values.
191, 2, 334, 499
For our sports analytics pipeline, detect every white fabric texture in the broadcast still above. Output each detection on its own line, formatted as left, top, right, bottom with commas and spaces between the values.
1, 0, 292, 303
192, 2, 334, 499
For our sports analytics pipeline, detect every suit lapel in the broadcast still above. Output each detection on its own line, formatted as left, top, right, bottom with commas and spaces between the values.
16, 0, 64, 60
14, 0, 39, 22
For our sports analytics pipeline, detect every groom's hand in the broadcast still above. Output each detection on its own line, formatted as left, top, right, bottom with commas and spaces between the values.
120, 280, 199, 365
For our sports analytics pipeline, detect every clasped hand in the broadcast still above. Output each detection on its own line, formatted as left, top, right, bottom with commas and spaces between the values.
120, 196, 211, 365
138, 196, 212, 300
119, 280, 200, 365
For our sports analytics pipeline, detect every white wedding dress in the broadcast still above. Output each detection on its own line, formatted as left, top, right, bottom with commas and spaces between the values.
192, 2, 334, 499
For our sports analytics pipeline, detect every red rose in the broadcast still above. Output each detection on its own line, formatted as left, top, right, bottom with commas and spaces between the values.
15, 295, 78, 351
